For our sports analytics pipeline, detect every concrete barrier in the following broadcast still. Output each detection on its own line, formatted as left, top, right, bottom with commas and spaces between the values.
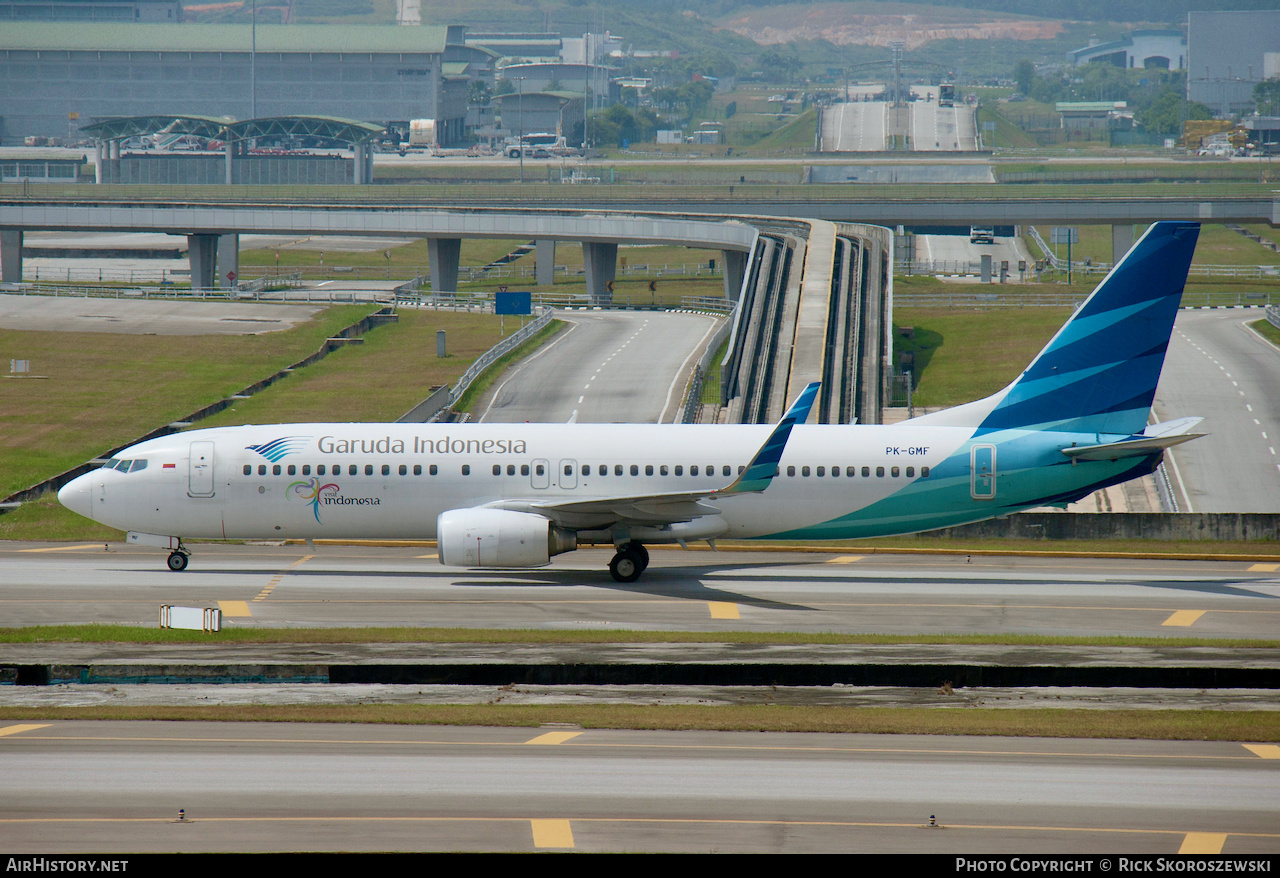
919, 512, 1280, 542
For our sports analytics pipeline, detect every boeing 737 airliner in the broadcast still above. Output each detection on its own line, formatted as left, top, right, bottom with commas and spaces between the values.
59, 222, 1204, 582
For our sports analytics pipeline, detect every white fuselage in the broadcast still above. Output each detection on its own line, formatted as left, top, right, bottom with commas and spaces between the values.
58, 420, 1142, 546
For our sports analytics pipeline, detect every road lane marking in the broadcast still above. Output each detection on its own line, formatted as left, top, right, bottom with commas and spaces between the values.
414, 553, 438, 560
1243, 744, 1280, 759
708, 601, 740, 619
1179, 832, 1227, 854
217, 601, 251, 617
18, 545, 99, 552
1162, 610, 1206, 627
525, 732, 582, 745
530, 819, 575, 849
826, 555, 865, 564
0, 724, 50, 737
1248, 563, 1279, 572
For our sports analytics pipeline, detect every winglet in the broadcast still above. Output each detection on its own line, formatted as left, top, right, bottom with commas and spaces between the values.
716, 382, 819, 496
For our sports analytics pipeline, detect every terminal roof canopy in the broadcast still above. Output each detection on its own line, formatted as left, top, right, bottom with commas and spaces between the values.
80, 115, 233, 142
79, 115, 386, 145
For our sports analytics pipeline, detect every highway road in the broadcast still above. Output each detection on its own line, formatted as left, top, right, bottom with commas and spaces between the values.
914, 232, 1032, 275
909, 99, 979, 152
821, 101, 888, 152
820, 95, 978, 153
2, 721, 1276, 853
477, 310, 719, 424
1157, 310, 1280, 512
3, 542, 1277, 639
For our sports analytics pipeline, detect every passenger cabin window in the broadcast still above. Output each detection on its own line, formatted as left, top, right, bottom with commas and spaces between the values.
462, 465, 471, 475
243, 464, 252, 476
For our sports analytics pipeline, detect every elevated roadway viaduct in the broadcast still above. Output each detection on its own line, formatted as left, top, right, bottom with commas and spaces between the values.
0, 199, 894, 428
2, 185, 1275, 278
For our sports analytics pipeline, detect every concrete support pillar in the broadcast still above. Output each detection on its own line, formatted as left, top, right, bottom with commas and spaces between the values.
583, 241, 618, 304
94, 142, 104, 185
722, 249, 748, 300
980, 253, 992, 284
1112, 224, 1135, 265
187, 234, 218, 291
367, 145, 375, 185
225, 141, 235, 185
353, 144, 364, 185
1, 230, 23, 283
428, 238, 461, 293
217, 234, 239, 289
107, 139, 120, 184
536, 239, 556, 287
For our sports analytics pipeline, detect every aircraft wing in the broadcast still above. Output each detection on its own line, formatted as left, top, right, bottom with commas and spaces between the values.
489, 491, 723, 528
487, 382, 822, 530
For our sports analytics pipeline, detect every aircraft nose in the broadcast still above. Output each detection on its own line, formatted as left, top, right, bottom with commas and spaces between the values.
57, 475, 94, 519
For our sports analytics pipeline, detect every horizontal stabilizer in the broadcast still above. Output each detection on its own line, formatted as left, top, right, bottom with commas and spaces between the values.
1061, 418, 1204, 461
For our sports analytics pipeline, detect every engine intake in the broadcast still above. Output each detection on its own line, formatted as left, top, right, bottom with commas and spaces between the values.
438, 508, 576, 568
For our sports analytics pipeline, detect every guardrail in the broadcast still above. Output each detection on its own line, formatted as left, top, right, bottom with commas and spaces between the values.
896, 289, 1280, 308
433, 307, 555, 419
1267, 304, 1280, 330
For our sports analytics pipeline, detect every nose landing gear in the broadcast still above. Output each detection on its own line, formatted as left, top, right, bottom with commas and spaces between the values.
167, 549, 190, 572
608, 542, 649, 583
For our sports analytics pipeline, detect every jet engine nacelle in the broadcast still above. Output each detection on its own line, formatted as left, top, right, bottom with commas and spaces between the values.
437, 508, 576, 568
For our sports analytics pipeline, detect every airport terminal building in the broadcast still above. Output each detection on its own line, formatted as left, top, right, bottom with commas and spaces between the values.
0, 22, 490, 144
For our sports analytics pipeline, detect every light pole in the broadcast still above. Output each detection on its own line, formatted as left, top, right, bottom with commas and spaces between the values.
250, 0, 257, 119
516, 77, 525, 183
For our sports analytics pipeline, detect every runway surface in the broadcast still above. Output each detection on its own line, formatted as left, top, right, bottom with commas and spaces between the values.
3, 542, 1277, 639
1, 721, 1276, 853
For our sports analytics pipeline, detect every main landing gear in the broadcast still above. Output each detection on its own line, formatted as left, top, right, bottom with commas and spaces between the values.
167, 547, 190, 572
608, 541, 649, 583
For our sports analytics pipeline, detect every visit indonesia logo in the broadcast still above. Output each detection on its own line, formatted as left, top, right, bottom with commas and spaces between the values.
288, 477, 340, 523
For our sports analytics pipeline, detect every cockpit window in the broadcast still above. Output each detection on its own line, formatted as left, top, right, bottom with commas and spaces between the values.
100, 458, 147, 473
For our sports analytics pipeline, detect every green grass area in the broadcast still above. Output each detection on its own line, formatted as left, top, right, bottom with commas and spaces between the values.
0, 304, 377, 499
195, 309, 524, 427
1252, 319, 1280, 348
976, 106, 1037, 149
746, 107, 817, 151
239, 238, 723, 286
995, 162, 1275, 184
1, 625, 1274, 648
0, 703, 1272, 741
894, 305, 1071, 407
